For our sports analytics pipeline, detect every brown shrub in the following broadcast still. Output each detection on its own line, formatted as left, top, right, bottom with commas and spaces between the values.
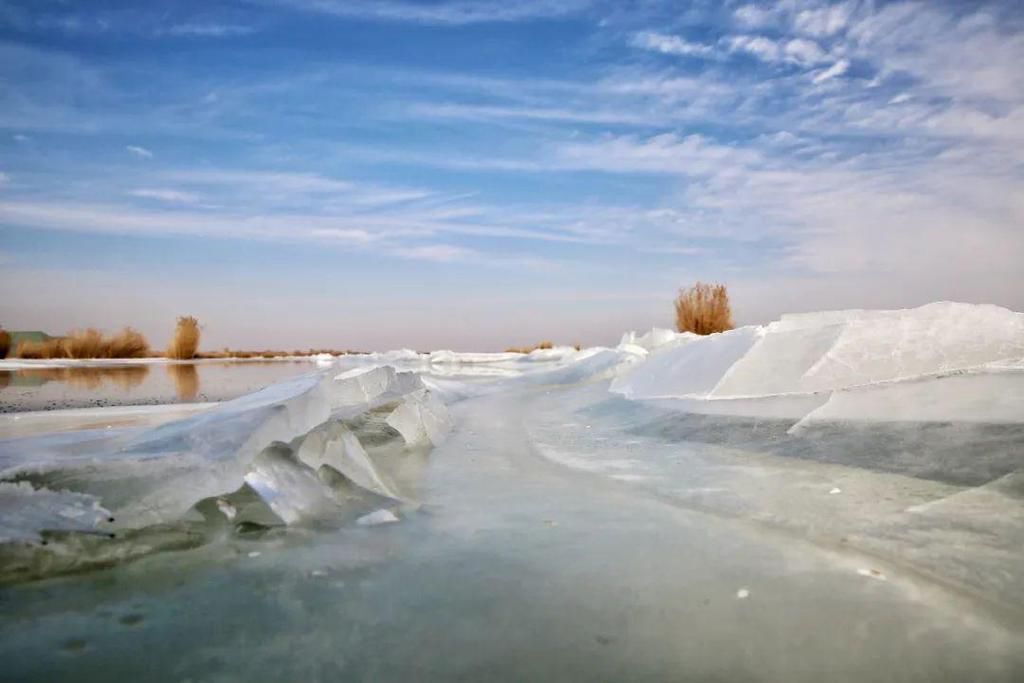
167, 316, 201, 360
674, 282, 734, 335
0, 329, 9, 359
62, 328, 106, 358
15, 328, 151, 359
105, 327, 151, 358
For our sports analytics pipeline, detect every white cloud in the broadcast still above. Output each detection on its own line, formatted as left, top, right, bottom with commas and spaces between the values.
126, 145, 153, 159
269, 0, 590, 25
394, 244, 476, 262
725, 35, 829, 66
845, 1, 1024, 103
784, 38, 828, 66
793, 3, 853, 37
553, 133, 761, 177
0, 200, 388, 244
727, 35, 782, 62
812, 59, 849, 83
12, 134, 30, 143
0, 171, 9, 185
629, 31, 713, 57
130, 188, 201, 204
166, 169, 354, 194
412, 101, 655, 126
733, 5, 777, 29
164, 24, 256, 38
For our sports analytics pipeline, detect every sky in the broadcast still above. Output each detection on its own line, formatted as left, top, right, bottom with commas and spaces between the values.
0, 0, 1022, 351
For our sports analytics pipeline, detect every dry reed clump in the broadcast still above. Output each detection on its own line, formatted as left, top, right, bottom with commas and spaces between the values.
15, 328, 151, 359
674, 282, 734, 335
105, 328, 150, 358
0, 328, 10, 358
167, 316, 201, 360
505, 340, 555, 354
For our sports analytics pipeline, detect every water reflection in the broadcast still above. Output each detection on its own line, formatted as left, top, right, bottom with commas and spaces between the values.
0, 366, 150, 391
0, 360, 313, 412
167, 364, 200, 400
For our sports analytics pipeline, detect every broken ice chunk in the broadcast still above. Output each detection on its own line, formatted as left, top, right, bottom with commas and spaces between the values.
0, 482, 112, 543
356, 509, 399, 526
330, 366, 423, 410
385, 390, 451, 446
243, 442, 338, 525
295, 422, 401, 499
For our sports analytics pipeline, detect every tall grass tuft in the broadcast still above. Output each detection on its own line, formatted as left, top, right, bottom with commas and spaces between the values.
15, 328, 151, 359
62, 328, 106, 358
167, 316, 201, 360
106, 327, 151, 358
674, 282, 734, 335
0, 328, 9, 358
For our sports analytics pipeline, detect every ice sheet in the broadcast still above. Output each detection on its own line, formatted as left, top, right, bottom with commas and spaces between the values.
612, 302, 1024, 425
1, 301, 1021, 594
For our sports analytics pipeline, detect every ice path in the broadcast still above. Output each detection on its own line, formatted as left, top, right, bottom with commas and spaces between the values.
1, 376, 1023, 680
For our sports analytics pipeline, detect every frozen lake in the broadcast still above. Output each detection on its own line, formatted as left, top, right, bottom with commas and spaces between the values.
0, 360, 321, 412
1, 304, 1023, 681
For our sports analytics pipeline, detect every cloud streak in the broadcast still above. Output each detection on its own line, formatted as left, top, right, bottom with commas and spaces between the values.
264, 0, 592, 25
126, 145, 154, 159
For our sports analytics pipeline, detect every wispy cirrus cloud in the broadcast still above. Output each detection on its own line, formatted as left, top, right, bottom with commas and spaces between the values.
130, 188, 202, 204
162, 23, 257, 37
394, 244, 477, 262
628, 31, 713, 57
126, 145, 154, 159
262, 0, 592, 25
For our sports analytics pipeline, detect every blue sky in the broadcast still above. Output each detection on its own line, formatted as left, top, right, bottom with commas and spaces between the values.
1, 0, 1022, 350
